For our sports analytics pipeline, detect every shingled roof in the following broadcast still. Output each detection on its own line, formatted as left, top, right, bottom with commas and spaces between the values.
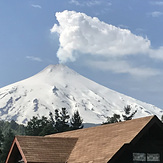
47, 116, 157, 163
6, 115, 161, 163
6, 136, 77, 163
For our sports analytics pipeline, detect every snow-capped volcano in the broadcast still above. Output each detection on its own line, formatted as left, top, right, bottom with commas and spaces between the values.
0, 64, 162, 124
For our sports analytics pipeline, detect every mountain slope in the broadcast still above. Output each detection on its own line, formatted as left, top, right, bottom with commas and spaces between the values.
0, 64, 162, 124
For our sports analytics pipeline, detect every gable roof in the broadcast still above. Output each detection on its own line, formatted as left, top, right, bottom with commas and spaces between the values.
47, 116, 158, 163
6, 136, 77, 163
6, 115, 162, 163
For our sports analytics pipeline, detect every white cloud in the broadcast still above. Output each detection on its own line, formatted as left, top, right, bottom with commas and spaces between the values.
149, 11, 163, 17
69, 0, 81, 6
86, 0, 101, 7
26, 56, 42, 62
31, 4, 42, 9
150, 1, 163, 6
87, 60, 160, 78
50, 10, 163, 77
69, 0, 103, 7
135, 28, 145, 32
149, 46, 163, 59
51, 10, 151, 63
118, 24, 129, 29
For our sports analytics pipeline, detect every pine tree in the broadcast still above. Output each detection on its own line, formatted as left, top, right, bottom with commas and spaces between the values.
54, 109, 62, 132
122, 105, 137, 121
70, 110, 83, 130
0, 120, 25, 163
25, 116, 41, 136
0, 129, 15, 163
103, 114, 121, 124
0, 128, 4, 152
49, 112, 55, 127
25, 116, 55, 136
54, 108, 70, 132
60, 108, 70, 124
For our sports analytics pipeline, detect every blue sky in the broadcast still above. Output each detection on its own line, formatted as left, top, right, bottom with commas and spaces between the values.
0, 0, 163, 108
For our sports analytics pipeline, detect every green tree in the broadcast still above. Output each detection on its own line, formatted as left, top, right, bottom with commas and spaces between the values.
0, 128, 4, 152
0, 129, 15, 163
25, 116, 55, 136
39, 123, 56, 136
0, 119, 25, 136
122, 105, 137, 121
0, 120, 25, 163
70, 110, 84, 130
54, 108, 70, 133
103, 114, 121, 124
9, 120, 25, 135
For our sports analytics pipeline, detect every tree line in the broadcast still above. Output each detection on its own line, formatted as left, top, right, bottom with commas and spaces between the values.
0, 108, 83, 163
0, 120, 25, 163
0, 105, 136, 162
102, 105, 137, 124
26, 108, 83, 136
0, 105, 155, 163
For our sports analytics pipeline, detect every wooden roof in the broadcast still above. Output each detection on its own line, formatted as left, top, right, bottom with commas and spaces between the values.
47, 116, 156, 163
6, 136, 77, 163
6, 115, 161, 163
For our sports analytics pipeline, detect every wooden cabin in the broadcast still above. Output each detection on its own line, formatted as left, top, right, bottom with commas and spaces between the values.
5, 115, 163, 163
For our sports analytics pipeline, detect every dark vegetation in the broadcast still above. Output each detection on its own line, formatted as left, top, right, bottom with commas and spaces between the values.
102, 105, 137, 124
0, 105, 140, 162
26, 108, 83, 136
122, 105, 137, 121
0, 108, 83, 163
0, 120, 25, 163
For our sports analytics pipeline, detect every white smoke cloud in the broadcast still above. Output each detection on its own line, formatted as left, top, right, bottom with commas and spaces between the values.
51, 10, 151, 63
50, 10, 163, 77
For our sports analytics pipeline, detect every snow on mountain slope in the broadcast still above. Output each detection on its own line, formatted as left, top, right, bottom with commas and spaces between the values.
0, 64, 162, 124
